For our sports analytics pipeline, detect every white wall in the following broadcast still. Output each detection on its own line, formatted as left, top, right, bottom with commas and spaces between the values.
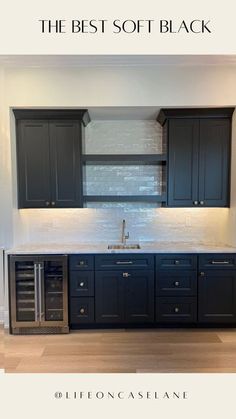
1, 63, 236, 249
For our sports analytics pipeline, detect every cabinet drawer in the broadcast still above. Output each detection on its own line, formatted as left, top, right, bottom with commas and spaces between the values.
70, 297, 94, 324
156, 297, 197, 323
95, 254, 154, 270
156, 271, 197, 296
69, 255, 94, 270
156, 254, 197, 270
70, 271, 94, 297
199, 254, 236, 270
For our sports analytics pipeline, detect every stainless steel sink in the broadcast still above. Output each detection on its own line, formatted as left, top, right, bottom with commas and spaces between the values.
108, 244, 141, 250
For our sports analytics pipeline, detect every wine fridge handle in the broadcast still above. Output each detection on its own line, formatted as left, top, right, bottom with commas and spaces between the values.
34, 263, 38, 322
38, 263, 45, 321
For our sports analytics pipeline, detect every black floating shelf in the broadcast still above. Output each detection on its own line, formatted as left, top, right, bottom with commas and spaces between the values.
83, 195, 166, 203
82, 154, 167, 165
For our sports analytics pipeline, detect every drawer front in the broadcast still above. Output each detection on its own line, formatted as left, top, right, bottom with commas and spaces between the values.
156, 254, 197, 270
156, 271, 197, 296
69, 255, 94, 270
70, 271, 94, 297
95, 254, 154, 270
199, 254, 236, 270
156, 297, 197, 323
70, 297, 95, 324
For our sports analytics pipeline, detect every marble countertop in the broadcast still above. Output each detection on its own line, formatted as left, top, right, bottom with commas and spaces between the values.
6, 241, 236, 254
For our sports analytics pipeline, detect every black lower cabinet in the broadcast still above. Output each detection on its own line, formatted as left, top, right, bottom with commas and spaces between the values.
198, 270, 236, 323
95, 271, 124, 323
124, 271, 154, 323
95, 270, 154, 324
70, 297, 95, 324
156, 297, 197, 323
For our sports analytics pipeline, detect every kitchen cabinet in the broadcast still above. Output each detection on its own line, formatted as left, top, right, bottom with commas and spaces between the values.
157, 108, 234, 207
9, 255, 69, 334
198, 254, 236, 323
13, 109, 90, 208
156, 254, 197, 324
95, 269, 154, 324
69, 254, 95, 326
9, 252, 236, 333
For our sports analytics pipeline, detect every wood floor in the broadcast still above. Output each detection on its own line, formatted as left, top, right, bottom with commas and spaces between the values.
2, 326, 236, 373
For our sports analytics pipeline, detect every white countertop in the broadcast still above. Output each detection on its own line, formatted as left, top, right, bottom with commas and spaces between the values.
5, 242, 236, 254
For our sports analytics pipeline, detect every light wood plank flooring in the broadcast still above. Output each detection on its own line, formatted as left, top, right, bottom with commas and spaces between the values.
3, 327, 236, 373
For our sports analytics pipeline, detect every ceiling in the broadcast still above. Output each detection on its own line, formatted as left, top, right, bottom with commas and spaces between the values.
1, 55, 236, 68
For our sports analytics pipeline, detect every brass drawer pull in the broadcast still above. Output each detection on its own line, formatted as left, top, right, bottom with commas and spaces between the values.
79, 282, 84, 287
80, 308, 85, 314
174, 281, 180, 287
174, 307, 180, 313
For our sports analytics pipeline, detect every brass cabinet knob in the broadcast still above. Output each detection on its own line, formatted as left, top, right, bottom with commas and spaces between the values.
174, 307, 179, 313
174, 281, 180, 287
45, 201, 50, 206
51, 201, 55, 206
200, 201, 204, 205
79, 282, 84, 287
80, 308, 85, 314
193, 201, 198, 205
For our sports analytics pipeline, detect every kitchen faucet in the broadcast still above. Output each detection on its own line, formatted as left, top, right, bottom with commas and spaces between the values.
121, 219, 129, 245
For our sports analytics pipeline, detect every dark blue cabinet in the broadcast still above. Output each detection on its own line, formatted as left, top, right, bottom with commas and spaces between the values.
14, 109, 90, 209
157, 108, 234, 208
95, 269, 154, 324
198, 270, 236, 323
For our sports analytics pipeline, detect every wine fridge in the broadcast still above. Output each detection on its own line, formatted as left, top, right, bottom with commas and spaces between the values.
9, 255, 69, 334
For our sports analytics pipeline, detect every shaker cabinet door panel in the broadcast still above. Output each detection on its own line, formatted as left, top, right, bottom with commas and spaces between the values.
124, 270, 154, 323
198, 119, 231, 207
95, 271, 124, 323
198, 270, 236, 323
49, 122, 82, 207
17, 121, 51, 208
168, 119, 199, 206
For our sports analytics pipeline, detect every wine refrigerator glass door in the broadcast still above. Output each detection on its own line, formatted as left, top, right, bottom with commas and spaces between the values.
10, 257, 40, 328
39, 256, 68, 327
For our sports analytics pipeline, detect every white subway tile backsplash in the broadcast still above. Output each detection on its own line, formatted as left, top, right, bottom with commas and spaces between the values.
12, 120, 230, 247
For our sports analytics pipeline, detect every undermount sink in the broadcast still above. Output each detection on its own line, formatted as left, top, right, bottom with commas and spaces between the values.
108, 244, 141, 250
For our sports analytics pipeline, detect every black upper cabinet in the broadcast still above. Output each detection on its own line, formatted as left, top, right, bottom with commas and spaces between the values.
168, 119, 199, 207
14, 109, 90, 208
157, 108, 234, 207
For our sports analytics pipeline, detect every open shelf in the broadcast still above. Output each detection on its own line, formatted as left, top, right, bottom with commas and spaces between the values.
82, 154, 167, 165
83, 194, 167, 203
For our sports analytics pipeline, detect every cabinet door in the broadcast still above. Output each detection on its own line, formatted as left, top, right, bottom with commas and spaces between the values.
198, 270, 236, 323
95, 271, 124, 323
168, 119, 199, 206
17, 121, 51, 208
199, 119, 231, 207
49, 121, 83, 207
125, 270, 154, 323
